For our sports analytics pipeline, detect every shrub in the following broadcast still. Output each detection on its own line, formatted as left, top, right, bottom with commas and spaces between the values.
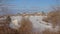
18, 17, 33, 34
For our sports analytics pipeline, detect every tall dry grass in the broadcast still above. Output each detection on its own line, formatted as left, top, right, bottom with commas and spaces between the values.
43, 8, 60, 27
18, 17, 33, 34
42, 29, 60, 34
42, 7, 60, 34
47, 11, 60, 27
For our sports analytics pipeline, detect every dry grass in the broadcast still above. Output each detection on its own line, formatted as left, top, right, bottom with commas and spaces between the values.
42, 29, 60, 34
0, 14, 60, 34
43, 10, 60, 27
18, 17, 33, 34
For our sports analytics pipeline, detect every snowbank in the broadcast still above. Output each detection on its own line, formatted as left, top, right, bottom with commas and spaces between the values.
9, 16, 59, 32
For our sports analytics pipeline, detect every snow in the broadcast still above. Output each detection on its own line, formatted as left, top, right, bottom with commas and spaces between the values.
0, 16, 6, 20
9, 16, 22, 29
29, 16, 52, 32
9, 15, 59, 32
29, 16, 59, 32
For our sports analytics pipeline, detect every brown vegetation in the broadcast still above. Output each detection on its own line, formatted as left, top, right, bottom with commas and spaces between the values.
0, 16, 18, 34
0, 10, 60, 34
42, 29, 59, 34
43, 7, 60, 28
18, 17, 33, 34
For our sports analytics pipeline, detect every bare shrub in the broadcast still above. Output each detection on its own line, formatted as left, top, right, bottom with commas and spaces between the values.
18, 17, 33, 34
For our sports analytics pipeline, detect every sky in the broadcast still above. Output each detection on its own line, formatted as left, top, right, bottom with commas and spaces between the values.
0, 0, 60, 14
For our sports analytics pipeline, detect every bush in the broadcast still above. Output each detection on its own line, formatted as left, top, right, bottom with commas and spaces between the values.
18, 17, 33, 34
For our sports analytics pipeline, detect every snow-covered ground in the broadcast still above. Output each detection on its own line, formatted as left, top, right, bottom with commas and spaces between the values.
9, 16, 22, 29
0, 16, 6, 20
29, 16, 59, 32
9, 15, 59, 32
